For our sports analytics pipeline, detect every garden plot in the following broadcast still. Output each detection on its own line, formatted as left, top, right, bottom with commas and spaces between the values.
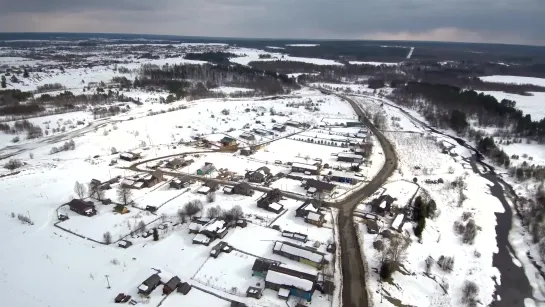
193, 251, 261, 296
256, 138, 343, 165
59, 206, 158, 242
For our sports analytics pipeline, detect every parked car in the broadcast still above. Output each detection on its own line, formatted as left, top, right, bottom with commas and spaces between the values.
58, 214, 69, 221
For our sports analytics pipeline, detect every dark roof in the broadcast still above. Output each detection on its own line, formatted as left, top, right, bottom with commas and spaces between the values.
257, 166, 271, 175
143, 274, 161, 287
236, 182, 251, 189
164, 276, 181, 290
252, 259, 272, 272
206, 181, 219, 189
301, 199, 322, 210
177, 282, 192, 294
306, 179, 336, 192
66, 199, 95, 210
221, 136, 236, 142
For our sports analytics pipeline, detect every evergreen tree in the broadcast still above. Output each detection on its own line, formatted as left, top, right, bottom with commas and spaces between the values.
23, 69, 29, 78
1, 75, 6, 88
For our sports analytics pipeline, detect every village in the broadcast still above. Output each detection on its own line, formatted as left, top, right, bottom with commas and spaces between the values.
42, 98, 381, 307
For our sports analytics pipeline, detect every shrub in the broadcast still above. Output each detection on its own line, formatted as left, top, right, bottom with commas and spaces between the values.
454, 220, 465, 235
463, 219, 477, 244
461, 280, 479, 307
103, 231, 112, 244
380, 260, 395, 280
437, 255, 454, 272
207, 191, 216, 203
414, 216, 426, 238
17, 213, 33, 225
11, 136, 20, 143
4, 159, 23, 170
177, 209, 187, 223
110, 258, 120, 265
425, 256, 434, 274
373, 240, 384, 251
152, 228, 159, 241
462, 211, 473, 221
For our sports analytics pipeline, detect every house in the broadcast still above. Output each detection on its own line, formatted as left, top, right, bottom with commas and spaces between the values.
253, 128, 271, 136
210, 241, 231, 258
119, 152, 140, 162
246, 286, 263, 299
251, 259, 275, 278
118, 240, 133, 249
281, 230, 308, 243
391, 214, 405, 232
291, 162, 319, 175
374, 194, 394, 216
66, 199, 97, 216
163, 276, 181, 295
240, 147, 254, 156
264, 265, 317, 302
239, 132, 256, 141
257, 189, 283, 213
231, 302, 247, 307
232, 182, 254, 196
337, 152, 363, 163
193, 218, 228, 246
165, 158, 184, 169
304, 179, 336, 199
245, 166, 272, 183
295, 199, 325, 227
221, 136, 237, 147
182, 159, 194, 167
170, 176, 190, 189
346, 121, 363, 127
177, 282, 192, 295
140, 170, 164, 188
197, 163, 215, 175
272, 241, 325, 269
272, 124, 286, 132
326, 170, 361, 185
285, 120, 301, 128
236, 219, 248, 228
121, 178, 144, 190
137, 274, 162, 296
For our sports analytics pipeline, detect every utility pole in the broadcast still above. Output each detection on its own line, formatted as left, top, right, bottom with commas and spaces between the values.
105, 275, 111, 289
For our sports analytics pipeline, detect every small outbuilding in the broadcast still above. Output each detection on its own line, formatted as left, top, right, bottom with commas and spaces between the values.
137, 274, 161, 296
177, 282, 192, 295
163, 276, 181, 295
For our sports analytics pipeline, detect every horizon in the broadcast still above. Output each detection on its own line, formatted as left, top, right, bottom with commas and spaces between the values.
1, 31, 544, 48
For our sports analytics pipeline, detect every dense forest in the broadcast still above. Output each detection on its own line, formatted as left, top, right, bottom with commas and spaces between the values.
136, 62, 298, 98
184, 52, 239, 65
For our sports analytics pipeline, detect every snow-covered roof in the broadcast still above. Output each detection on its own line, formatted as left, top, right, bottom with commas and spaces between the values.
278, 288, 290, 297
120, 152, 136, 159
379, 201, 387, 209
198, 186, 211, 193
133, 182, 144, 188
188, 222, 202, 231
138, 284, 149, 292
291, 162, 318, 171
121, 179, 135, 186
203, 219, 226, 233
307, 212, 322, 222
392, 214, 405, 229
337, 152, 363, 159
269, 203, 283, 211
273, 242, 324, 263
265, 270, 313, 291
356, 133, 367, 138
307, 187, 317, 193
193, 234, 210, 244
223, 187, 233, 192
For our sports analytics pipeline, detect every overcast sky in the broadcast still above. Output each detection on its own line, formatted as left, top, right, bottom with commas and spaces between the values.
0, 0, 543, 45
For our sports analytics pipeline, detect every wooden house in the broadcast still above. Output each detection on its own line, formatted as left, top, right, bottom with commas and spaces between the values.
291, 162, 319, 175
197, 163, 215, 175
66, 199, 97, 217
245, 166, 272, 183
137, 274, 161, 296
163, 276, 181, 295
272, 241, 325, 269
264, 265, 317, 302
232, 182, 254, 196
246, 286, 263, 299
177, 282, 192, 295
221, 136, 237, 147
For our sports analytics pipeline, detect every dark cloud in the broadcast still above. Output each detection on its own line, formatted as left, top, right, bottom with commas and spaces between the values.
0, 0, 543, 45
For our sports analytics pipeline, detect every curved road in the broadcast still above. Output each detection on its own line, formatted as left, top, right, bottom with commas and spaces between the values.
318, 88, 398, 307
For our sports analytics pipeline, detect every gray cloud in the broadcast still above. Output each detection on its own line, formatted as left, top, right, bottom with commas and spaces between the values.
0, 0, 543, 45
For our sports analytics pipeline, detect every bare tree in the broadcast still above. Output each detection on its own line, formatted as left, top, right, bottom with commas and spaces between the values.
207, 191, 216, 203
74, 181, 86, 199
103, 231, 112, 244
88, 183, 105, 201
230, 205, 244, 220
136, 220, 147, 233
117, 185, 133, 205
184, 200, 202, 217
207, 205, 221, 219
177, 209, 187, 223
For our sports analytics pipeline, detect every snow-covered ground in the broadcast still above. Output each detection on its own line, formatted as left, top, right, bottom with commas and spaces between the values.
479, 75, 545, 87
348, 61, 398, 66
477, 90, 545, 121
229, 47, 343, 66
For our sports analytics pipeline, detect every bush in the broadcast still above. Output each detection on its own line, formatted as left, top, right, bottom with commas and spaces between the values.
425, 256, 434, 274
152, 228, 159, 241
103, 231, 112, 244
414, 216, 426, 238
206, 191, 216, 203
427, 200, 437, 218
437, 255, 454, 272
373, 240, 384, 251
4, 159, 23, 170
380, 260, 395, 280
184, 200, 203, 216
177, 209, 187, 223
11, 136, 20, 143
17, 213, 34, 225
463, 219, 477, 244
461, 280, 479, 307
207, 205, 222, 218
454, 220, 465, 235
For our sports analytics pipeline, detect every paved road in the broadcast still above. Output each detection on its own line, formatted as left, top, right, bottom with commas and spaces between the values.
317, 88, 398, 307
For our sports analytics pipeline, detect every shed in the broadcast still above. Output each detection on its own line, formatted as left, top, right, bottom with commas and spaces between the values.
137, 274, 161, 296
163, 276, 181, 295
246, 286, 263, 299
66, 199, 96, 217
177, 282, 192, 295
118, 240, 133, 249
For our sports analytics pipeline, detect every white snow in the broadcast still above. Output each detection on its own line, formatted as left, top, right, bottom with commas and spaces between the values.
349, 61, 398, 66
285, 44, 319, 47
477, 91, 545, 121
479, 75, 545, 87
265, 270, 313, 291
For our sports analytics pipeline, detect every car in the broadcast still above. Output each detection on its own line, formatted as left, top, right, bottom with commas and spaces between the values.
304, 171, 311, 175
274, 160, 282, 164
145, 205, 158, 213
58, 214, 69, 221
355, 173, 364, 178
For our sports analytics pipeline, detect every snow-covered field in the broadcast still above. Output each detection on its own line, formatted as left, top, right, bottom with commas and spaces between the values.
348, 61, 398, 66
477, 90, 545, 121
479, 75, 545, 87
